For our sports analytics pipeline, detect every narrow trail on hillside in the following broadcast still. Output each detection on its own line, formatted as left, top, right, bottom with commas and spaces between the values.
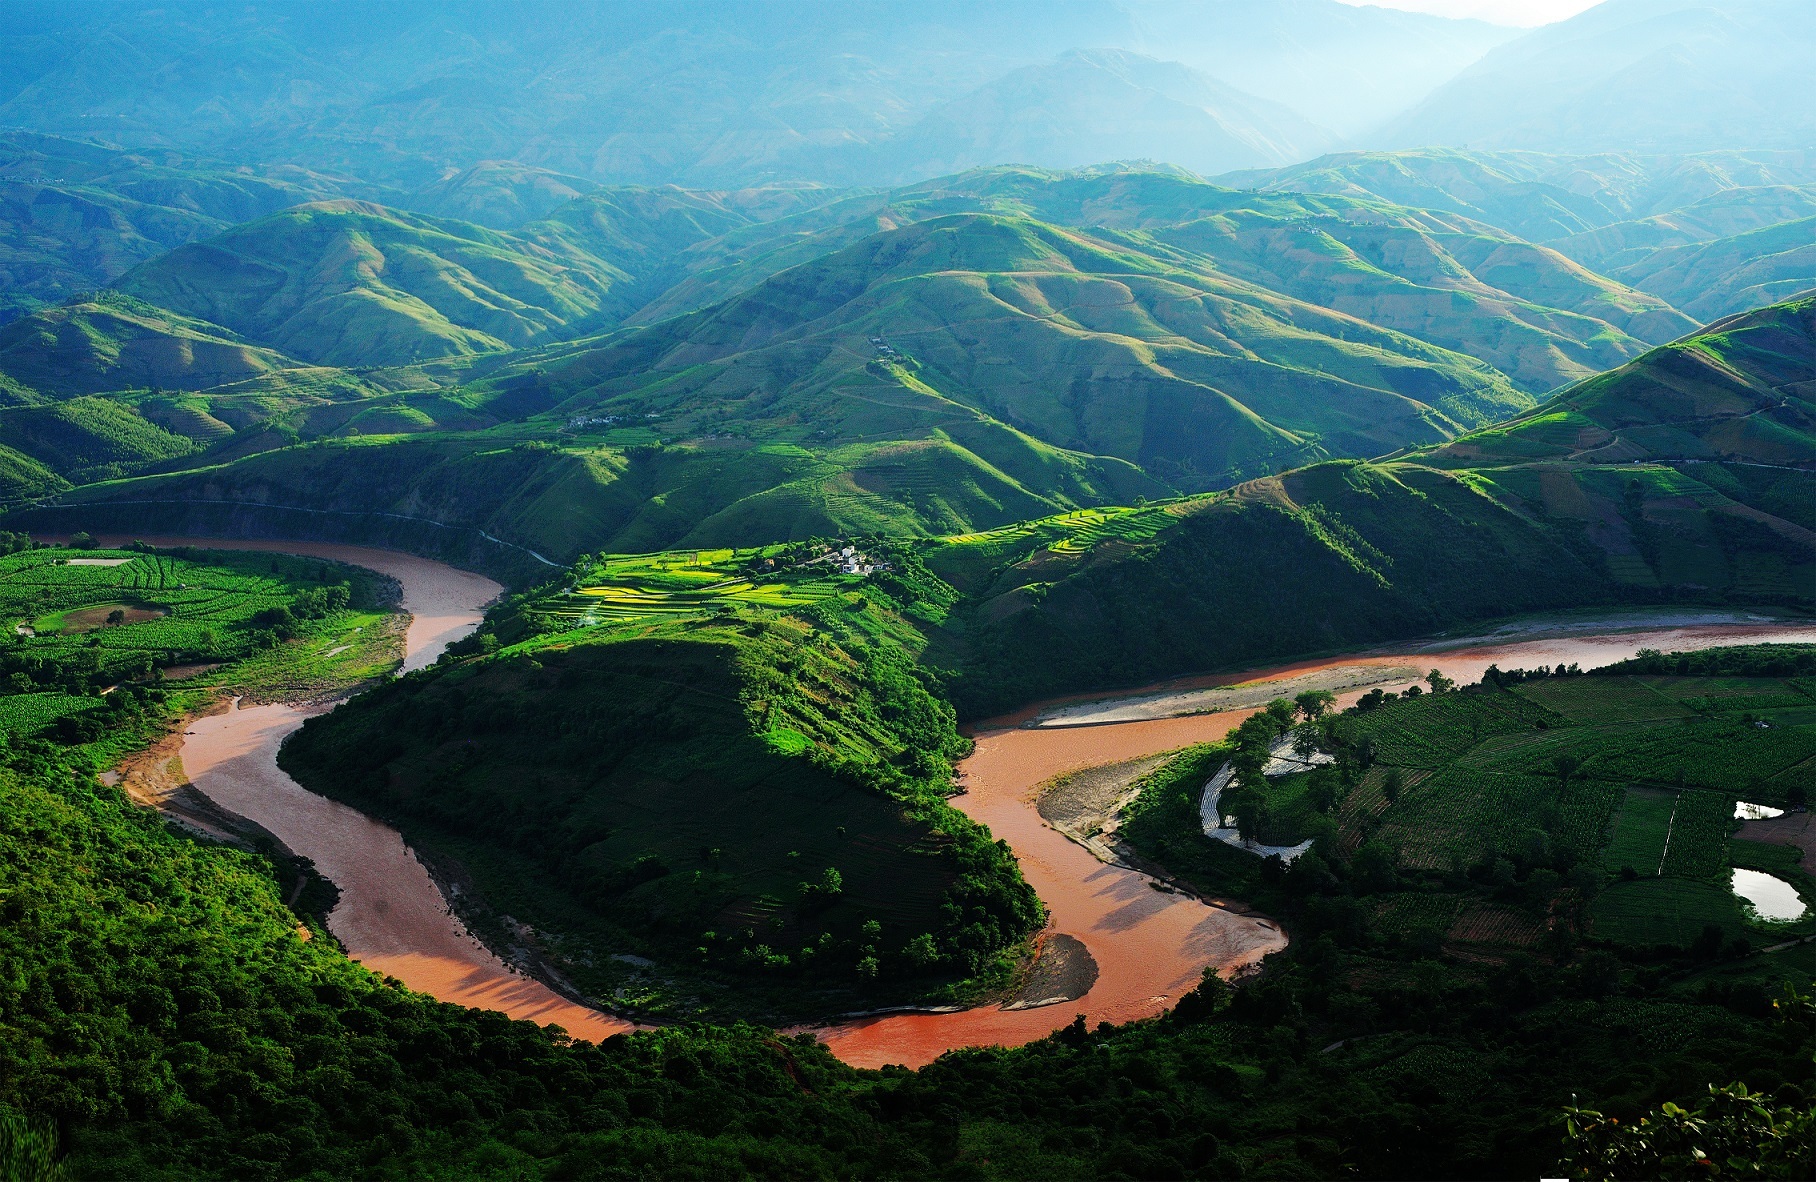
102, 537, 1816, 1068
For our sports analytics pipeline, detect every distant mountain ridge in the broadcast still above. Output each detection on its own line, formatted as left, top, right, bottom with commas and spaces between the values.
0, 0, 1510, 188
864, 49, 1334, 182
1377, 0, 1816, 156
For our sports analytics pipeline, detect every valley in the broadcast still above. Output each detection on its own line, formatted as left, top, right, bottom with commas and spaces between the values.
0, 2, 1813, 1177
62, 533, 1815, 1080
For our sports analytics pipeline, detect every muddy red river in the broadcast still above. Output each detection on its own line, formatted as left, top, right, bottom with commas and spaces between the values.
810, 611, 1816, 1068
111, 536, 636, 1042
103, 537, 1816, 1067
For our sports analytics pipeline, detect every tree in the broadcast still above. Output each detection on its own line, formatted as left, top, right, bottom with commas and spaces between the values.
1291, 724, 1320, 764
1232, 796, 1271, 843
1294, 689, 1335, 721
1426, 668, 1454, 694
1561, 1083, 1816, 1180
1552, 755, 1582, 796
1383, 767, 1403, 802
1351, 843, 1397, 894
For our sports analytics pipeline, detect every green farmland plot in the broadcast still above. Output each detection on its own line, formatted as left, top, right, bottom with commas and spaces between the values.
1602, 787, 1676, 877
530, 546, 858, 629
1657, 790, 1734, 883
0, 690, 98, 737
1590, 878, 1748, 948
0, 545, 398, 717
1513, 675, 1694, 724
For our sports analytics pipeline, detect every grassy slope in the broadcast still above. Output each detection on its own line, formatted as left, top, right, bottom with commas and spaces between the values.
0, 291, 307, 395
520, 212, 1524, 490
280, 609, 1041, 1021
1553, 184, 1816, 275
625, 166, 1682, 394
35, 420, 1167, 564
1610, 217, 1816, 323
116, 201, 636, 368
1425, 291, 1816, 468
932, 459, 1621, 716
0, 395, 197, 483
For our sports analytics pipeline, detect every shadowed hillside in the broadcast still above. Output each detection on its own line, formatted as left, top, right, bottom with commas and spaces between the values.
280, 610, 1042, 1021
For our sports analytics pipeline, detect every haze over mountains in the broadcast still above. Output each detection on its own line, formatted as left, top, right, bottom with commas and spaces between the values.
0, 0, 1808, 554
1, 5, 1814, 1180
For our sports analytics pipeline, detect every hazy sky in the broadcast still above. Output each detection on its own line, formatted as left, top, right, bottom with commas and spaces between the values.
1334, 0, 1604, 26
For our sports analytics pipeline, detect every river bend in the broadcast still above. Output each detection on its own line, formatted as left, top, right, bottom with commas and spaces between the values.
100, 538, 1816, 1067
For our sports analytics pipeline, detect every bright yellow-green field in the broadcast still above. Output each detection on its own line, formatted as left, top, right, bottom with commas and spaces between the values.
536, 546, 852, 627
533, 499, 1192, 630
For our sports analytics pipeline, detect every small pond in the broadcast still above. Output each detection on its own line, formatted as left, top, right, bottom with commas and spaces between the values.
1734, 801, 1785, 820
1732, 868, 1808, 922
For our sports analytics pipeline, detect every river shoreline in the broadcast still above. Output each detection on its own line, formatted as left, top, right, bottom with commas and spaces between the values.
79, 534, 638, 1043
77, 533, 1816, 1069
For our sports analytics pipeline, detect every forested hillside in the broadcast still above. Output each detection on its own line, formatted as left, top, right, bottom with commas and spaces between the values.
1, 5, 1814, 1178
281, 610, 1042, 1021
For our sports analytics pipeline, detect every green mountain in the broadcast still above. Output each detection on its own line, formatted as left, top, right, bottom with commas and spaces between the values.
11, 169, 1796, 564
0, 130, 374, 321
927, 295, 1816, 713
38, 421, 1165, 573
116, 201, 633, 367
402, 161, 598, 229
279, 610, 1041, 1020
0, 291, 308, 395
1217, 148, 1623, 242
1426, 291, 1816, 468
619, 167, 1689, 392
525, 211, 1529, 487
1604, 218, 1816, 323
521, 183, 844, 306
0, 394, 197, 483
1220, 148, 1816, 242
1553, 184, 1816, 275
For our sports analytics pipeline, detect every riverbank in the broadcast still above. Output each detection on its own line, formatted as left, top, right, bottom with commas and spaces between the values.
79, 534, 636, 1043
85, 537, 1816, 1069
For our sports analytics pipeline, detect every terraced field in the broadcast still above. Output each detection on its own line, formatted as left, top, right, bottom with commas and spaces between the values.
533, 546, 857, 628
531, 501, 1190, 632
0, 544, 397, 713
937, 501, 1178, 560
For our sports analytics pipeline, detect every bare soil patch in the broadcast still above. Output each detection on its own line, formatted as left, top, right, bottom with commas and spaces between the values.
47, 603, 166, 633
159, 662, 224, 681
1036, 755, 1170, 859
1738, 811, 1816, 872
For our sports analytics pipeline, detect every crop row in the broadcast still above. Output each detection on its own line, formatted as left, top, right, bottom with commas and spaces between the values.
1347, 691, 1557, 769
1657, 790, 1732, 883
1373, 767, 1556, 871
